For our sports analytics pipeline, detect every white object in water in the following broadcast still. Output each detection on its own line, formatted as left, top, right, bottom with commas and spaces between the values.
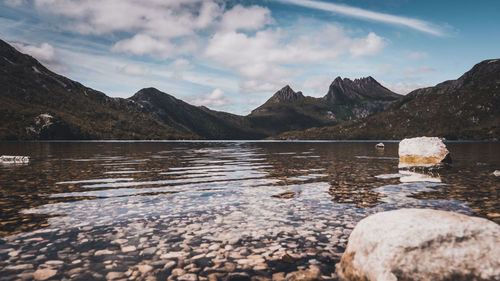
398, 137, 450, 168
0, 155, 31, 164
375, 143, 384, 148
494, 170, 500, 177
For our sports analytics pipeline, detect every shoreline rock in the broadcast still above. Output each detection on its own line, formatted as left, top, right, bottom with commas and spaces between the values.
398, 137, 450, 168
336, 208, 500, 281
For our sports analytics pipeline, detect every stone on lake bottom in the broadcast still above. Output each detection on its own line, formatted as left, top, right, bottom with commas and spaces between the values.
336, 208, 500, 281
106, 272, 124, 280
178, 273, 198, 281
227, 273, 250, 281
34, 268, 57, 280
398, 137, 450, 168
121, 245, 136, 252
271, 190, 299, 199
286, 265, 322, 281
138, 264, 153, 274
95, 249, 114, 256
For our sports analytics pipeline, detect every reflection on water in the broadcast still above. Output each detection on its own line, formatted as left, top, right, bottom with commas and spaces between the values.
0, 141, 498, 279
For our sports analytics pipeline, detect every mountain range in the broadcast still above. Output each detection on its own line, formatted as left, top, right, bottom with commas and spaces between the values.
275, 59, 500, 140
1, 39, 498, 140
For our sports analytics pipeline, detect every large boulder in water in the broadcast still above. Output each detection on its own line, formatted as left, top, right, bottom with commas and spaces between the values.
336, 209, 500, 281
398, 137, 450, 168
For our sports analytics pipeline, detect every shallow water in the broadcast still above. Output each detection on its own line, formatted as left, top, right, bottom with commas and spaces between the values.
0, 141, 498, 280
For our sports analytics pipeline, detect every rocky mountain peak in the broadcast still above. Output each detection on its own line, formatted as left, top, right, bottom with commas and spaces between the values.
267, 85, 305, 104
130, 87, 179, 105
324, 76, 400, 104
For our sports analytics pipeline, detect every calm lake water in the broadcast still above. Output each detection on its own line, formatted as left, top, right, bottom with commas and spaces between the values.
0, 141, 499, 280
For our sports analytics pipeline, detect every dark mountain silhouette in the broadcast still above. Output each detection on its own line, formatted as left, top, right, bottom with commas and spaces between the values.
248, 78, 401, 135
0, 40, 194, 140
2, 39, 496, 140
275, 59, 500, 140
129, 88, 264, 139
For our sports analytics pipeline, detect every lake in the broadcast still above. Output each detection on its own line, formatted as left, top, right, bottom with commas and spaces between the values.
0, 141, 499, 280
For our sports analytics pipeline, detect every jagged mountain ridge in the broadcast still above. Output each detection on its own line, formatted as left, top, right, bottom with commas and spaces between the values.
1, 39, 401, 140
248, 77, 401, 135
324, 76, 400, 103
275, 59, 500, 140
4, 39, 496, 140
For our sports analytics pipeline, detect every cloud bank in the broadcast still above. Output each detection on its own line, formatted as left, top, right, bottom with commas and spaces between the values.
189, 89, 232, 107
11, 42, 65, 71
277, 0, 447, 36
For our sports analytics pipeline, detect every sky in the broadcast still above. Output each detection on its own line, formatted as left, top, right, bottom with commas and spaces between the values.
1, 0, 499, 115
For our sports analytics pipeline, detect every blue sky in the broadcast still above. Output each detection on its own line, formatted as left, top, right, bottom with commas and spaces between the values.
1, 0, 499, 114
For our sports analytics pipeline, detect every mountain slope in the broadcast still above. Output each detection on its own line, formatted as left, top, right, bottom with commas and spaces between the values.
275, 59, 500, 140
0, 39, 194, 140
129, 88, 265, 139
247, 79, 401, 136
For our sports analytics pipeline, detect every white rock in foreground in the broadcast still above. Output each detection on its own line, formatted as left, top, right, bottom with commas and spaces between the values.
336, 209, 500, 281
398, 137, 450, 168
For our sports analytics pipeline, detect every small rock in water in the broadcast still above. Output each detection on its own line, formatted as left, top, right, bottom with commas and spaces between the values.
138, 264, 153, 274
280, 253, 295, 264
208, 244, 220, 251
178, 273, 198, 281
121, 245, 136, 252
142, 247, 157, 255
106, 272, 124, 280
171, 268, 186, 276
163, 260, 176, 269
336, 208, 500, 281
271, 190, 298, 199
5, 264, 34, 271
398, 137, 450, 168
227, 273, 250, 281
286, 265, 321, 281
487, 213, 500, 218
95, 249, 114, 256
45, 260, 64, 266
0, 155, 30, 164
34, 268, 57, 280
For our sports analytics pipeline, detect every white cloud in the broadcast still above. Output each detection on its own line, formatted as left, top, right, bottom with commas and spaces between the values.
381, 81, 432, 95
204, 25, 386, 92
189, 88, 232, 107
11, 41, 66, 71
169, 58, 192, 80
349, 32, 387, 57
119, 64, 151, 76
32, 0, 222, 59
11, 42, 54, 62
33, 0, 216, 38
299, 75, 332, 96
170, 58, 191, 71
219, 5, 274, 32
277, 0, 447, 36
403, 66, 435, 75
111, 34, 177, 59
247, 98, 265, 105
407, 51, 429, 60
4, 0, 25, 6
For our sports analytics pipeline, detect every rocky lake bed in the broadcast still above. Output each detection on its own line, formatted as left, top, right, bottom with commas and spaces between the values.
0, 141, 499, 280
